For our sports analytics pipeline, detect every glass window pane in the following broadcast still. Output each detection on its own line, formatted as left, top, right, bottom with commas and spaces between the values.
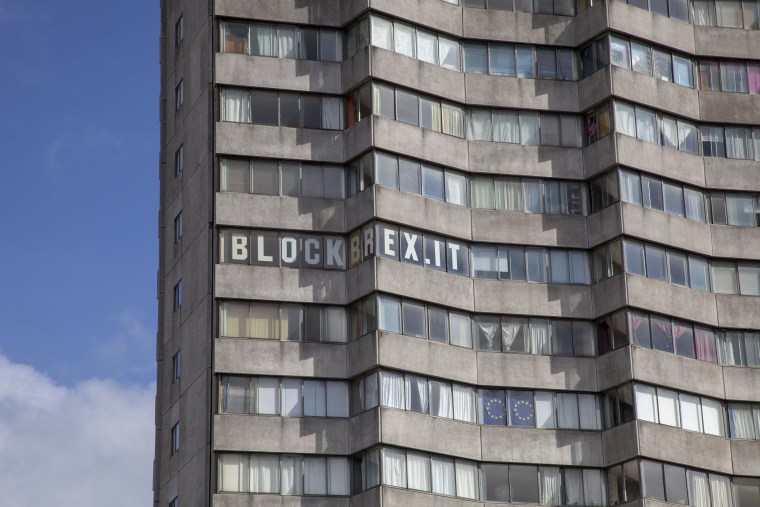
641, 461, 665, 501
489, 43, 516, 76
464, 43, 488, 74
510, 465, 540, 503
398, 158, 421, 194
393, 22, 415, 58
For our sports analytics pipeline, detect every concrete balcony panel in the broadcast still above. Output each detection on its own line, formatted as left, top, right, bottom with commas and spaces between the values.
574, 2, 609, 45
473, 279, 593, 319
608, 1, 696, 54
371, 47, 466, 104
587, 203, 623, 248
471, 210, 588, 249
213, 494, 349, 507
215, 264, 346, 304
215, 193, 346, 233
345, 188, 376, 232
380, 408, 482, 460
638, 421, 733, 473
704, 157, 760, 193
215, 339, 348, 378
375, 257, 475, 311
465, 74, 579, 112
699, 90, 760, 125
615, 134, 706, 188
723, 366, 760, 402
625, 274, 719, 326
463, 9, 575, 46
602, 421, 639, 466
375, 186, 473, 240
591, 275, 628, 318
215, 53, 342, 94
345, 259, 378, 303
481, 427, 603, 466
469, 143, 584, 179
378, 331, 479, 385
342, 117, 373, 164
694, 26, 760, 60
578, 67, 613, 112
582, 133, 617, 179
214, 0, 342, 26
731, 440, 760, 476
342, 46, 371, 93
621, 202, 713, 257
476, 353, 597, 392
382, 487, 482, 507
216, 123, 344, 163
213, 414, 349, 454
631, 346, 725, 399
371, 0, 463, 37
596, 346, 633, 392
610, 66, 700, 120
716, 294, 760, 330
346, 332, 379, 379
711, 225, 760, 260
349, 408, 381, 455
372, 116, 469, 172
350, 488, 381, 507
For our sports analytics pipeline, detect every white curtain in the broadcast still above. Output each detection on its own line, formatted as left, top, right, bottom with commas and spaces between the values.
493, 111, 520, 143
583, 469, 604, 506
405, 375, 429, 413
520, 112, 540, 145
220, 454, 247, 492
442, 102, 464, 137
557, 393, 580, 429
382, 448, 407, 487
303, 457, 327, 495
406, 452, 431, 491
455, 460, 479, 499
539, 467, 562, 505
431, 456, 456, 496
449, 312, 472, 348
453, 384, 476, 423
660, 116, 679, 148
429, 380, 453, 418
657, 388, 680, 427
321, 97, 342, 130
445, 172, 467, 206
495, 178, 522, 210
281, 378, 302, 417
477, 320, 499, 350
380, 371, 404, 409
635, 108, 657, 144
278, 26, 295, 58
471, 177, 495, 209
613, 101, 636, 137
222, 89, 251, 123
687, 471, 711, 507
502, 319, 527, 352
564, 468, 584, 505
679, 394, 703, 433
416, 30, 437, 64
578, 394, 599, 430
709, 474, 733, 507
702, 397, 725, 436
225, 377, 250, 414
250, 455, 279, 493
251, 24, 275, 56
467, 109, 493, 141
328, 458, 350, 496
370, 16, 393, 50
280, 456, 301, 495
530, 320, 551, 355
535, 391, 556, 429
438, 36, 460, 70
634, 384, 658, 423
393, 22, 415, 58
257, 377, 279, 415
684, 188, 706, 221
326, 381, 348, 417
729, 404, 756, 439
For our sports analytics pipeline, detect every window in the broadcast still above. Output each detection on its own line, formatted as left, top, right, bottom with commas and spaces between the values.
175, 15, 184, 48
173, 280, 182, 310
170, 422, 180, 455
175, 80, 184, 110
172, 351, 181, 384
169, 497, 178, 507
174, 211, 183, 242
174, 144, 184, 176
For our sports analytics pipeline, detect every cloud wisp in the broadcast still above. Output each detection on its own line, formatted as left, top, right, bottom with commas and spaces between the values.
0, 353, 155, 506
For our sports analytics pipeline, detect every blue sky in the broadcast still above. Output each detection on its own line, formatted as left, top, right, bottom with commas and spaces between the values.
0, 0, 159, 386
0, 1, 158, 503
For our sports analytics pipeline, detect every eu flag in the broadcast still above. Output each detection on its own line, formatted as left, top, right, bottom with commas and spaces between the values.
481, 390, 507, 425
508, 390, 535, 427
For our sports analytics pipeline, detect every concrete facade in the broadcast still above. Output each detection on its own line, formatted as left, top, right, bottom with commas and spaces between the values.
156, 0, 760, 505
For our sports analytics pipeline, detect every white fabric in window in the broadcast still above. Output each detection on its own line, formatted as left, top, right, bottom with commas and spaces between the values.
557, 393, 580, 429
563, 468, 584, 505
657, 388, 680, 427
712, 262, 739, 294
382, 448, 407, 487
438, 36, 460, 70
702, 397, 725, 436
328, 458, 350, 496
429, 380, 453, 418
220, 454, 247, 492
614, 101, 636, 137
281, 378, 303, 417
304, 457, 327, 495
709, 474, 733, 507
441, 102, 464, 137
453, 384, 476, 423
502, 319, 528, 352
405, 374, 429, 413
222, 89, 251, 123
729, 404, 756, 439
257, 377, 279, 415
393, 22, 415, 58
321, 97, 342, 130
278, 26, 295, 59
467, 109, 493, 141
225, 377, 250, 414
539, 467, 562, 505
583, 469, 604, 506
493, 111, 520, 143
578, 394, 599, 430
445, 172, 467, 206
380, 371, 404, 409
250, 455, 279, 493
326, 381, 348, 417
530, 319, 551, 354
634, 384, 658, 423
370, 16, 393, 50
738, 264, 760, 296
407, 451, 431, 491
520, 112, 540, 145
416, 30, 437, 64
455, 460, 479, 499
304, 380, 326, 417
280, 456, 302, 495
679, 394, 703, 433
431, 456, 456, 496
687, 471, 711, 507
534, 391, 555, 429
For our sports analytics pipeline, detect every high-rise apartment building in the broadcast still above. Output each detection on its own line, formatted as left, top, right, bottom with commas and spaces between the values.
156, 0, 760, 505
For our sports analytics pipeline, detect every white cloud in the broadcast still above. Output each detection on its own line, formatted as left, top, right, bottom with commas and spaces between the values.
0, 353, 155, 506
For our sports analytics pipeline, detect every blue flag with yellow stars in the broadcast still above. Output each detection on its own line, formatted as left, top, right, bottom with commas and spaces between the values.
509, 390, 535, 427
481, 390, 507, 425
